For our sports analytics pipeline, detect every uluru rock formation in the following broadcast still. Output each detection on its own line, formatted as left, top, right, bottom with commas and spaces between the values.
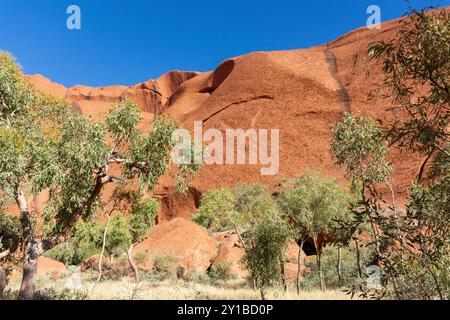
25, 13, 429, 221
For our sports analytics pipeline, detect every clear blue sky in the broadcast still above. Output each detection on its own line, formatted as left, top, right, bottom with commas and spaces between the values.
0, 0, 448, 87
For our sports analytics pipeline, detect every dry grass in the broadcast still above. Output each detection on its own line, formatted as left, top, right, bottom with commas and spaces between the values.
8, 276, 354, 300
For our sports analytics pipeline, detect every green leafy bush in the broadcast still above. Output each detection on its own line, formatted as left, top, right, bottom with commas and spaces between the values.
208, 262, 232, 282
134, 252, 148, 266
152, 253, 179, 280
44, 242, 76, 266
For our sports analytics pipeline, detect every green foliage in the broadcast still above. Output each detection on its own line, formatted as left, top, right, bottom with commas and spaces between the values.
106, 100, 142, 147
128, 197, 159, 243
243, 211, 289, 290
379, 179, 450, 300
44, 242, 76, 266
192, 183, 271, 233
71, 219, 102, 263
152, 253, 179, 280
278, 170, 351, 242
232, 183, 270, 229
0, 214, 21, 254
102, 213, 133, 257
331, 113, 392, 186
191, 188, 236, 231
0, 52, 34, 125
431, 144, 450, 178
208, 262, 232, 282
369, 9, 449, 156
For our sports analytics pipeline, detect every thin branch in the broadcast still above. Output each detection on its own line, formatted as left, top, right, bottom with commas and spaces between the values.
91, 213, 111, 298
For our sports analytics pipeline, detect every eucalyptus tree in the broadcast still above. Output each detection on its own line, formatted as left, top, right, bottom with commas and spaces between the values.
368, 8, 449, 181
366, 8, 450, 299
242, 208, 289, 300
0, 52, 198, 299
192, 183, 289, 297
331, 113, 392, 261
192, 183, 269, 251
277, 171, 350, 291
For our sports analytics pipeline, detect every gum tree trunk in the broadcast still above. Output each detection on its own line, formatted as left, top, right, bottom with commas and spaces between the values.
16, 189, 39, 300
0, 267, 6, 299
127, 243, 139, 283
279, 256, 287, 292
260, 287, 267, 300
337, 247, 342, 285
313, 237, 325, 291
355, 239, 363, 279
296, 239, 304, 295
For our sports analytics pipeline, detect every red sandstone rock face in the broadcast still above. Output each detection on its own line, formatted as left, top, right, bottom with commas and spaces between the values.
21, 12, 441, 241
28, 70, 198, 120
133, 218, 218, 275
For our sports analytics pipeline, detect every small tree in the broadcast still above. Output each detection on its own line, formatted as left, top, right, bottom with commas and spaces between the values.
242, 207, 289, 300
127, 196, 159, 282
71, 218, 103, 264
101, 213, 132, 264
192, 183, 269, 251
192, 184, 289, 297
191, 188, 236, 232
278, 171, 351, 291
331, 113, 392, 261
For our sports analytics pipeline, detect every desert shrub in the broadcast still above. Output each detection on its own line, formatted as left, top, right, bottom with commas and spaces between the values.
44, 242, 76, 266
35, 288, 89, 300
134, 252, 148, 266
187, 272, 211, 284
208, 262, 232, 282
2, 288, 88, 300
115, 254, 129, 268
153, 253, 179, 280
141, 269, 158, 282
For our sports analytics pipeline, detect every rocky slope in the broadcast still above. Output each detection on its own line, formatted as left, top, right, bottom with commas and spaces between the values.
29, 15, 424, 222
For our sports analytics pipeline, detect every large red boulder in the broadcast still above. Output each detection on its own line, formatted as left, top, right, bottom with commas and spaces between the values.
133, 218, 218, 275
211, 232, 247, 279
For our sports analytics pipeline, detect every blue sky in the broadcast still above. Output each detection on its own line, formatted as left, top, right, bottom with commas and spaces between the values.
0, 0, 448, 87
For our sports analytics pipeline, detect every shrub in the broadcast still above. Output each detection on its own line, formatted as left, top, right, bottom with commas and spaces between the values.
2, 288, 88, 300
134, 252, 148, 266
141, 269, 158, 282
152, 253, 179, 280
208, 262, 232, 282
44, 242, 76, 266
